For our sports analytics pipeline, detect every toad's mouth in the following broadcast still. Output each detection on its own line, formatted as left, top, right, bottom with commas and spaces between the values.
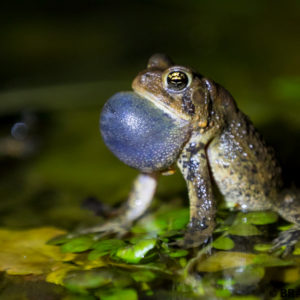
133, 87, 191, 122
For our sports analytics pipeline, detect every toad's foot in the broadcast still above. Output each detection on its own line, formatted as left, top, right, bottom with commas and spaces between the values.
169, 229, 211, 249
271, 227, 300, 256
68, 220, 131, 240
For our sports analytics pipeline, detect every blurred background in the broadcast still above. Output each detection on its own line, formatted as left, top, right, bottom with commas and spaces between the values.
0, 0, 299, 230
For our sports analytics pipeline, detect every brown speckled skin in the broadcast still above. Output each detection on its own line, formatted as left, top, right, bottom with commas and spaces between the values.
86, 54, 298, 249
132, 54, 296, 248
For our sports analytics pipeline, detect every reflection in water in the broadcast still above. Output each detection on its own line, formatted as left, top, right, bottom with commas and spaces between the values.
0, 112, 40, 158
11, 122, 28, 140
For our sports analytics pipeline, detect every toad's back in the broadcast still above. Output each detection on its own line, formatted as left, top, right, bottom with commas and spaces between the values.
207, 107, 282, 211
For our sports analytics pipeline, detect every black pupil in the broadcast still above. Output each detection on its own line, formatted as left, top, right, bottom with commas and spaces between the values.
167, 71, 188, 91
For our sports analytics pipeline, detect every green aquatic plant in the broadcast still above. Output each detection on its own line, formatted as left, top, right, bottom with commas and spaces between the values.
0, 203, 299, 299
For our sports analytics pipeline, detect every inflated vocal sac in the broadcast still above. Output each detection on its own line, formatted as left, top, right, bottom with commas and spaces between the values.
100, 92, 190, 173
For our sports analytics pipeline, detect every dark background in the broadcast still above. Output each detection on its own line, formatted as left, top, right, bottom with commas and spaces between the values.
1, 1, 299, 89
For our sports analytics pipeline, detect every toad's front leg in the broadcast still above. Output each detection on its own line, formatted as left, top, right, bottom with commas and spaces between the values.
176, 133, 216, 248
78, 173, 158, 237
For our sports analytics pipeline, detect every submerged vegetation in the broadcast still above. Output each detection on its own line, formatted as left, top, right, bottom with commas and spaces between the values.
1, 201, 300, 299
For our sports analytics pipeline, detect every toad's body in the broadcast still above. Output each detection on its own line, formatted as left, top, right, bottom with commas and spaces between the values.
87, 54, 299, 249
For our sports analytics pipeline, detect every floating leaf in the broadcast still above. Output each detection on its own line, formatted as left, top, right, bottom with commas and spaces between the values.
64, 270, 111, 294
0, 227, 75, 275
96, 288, 137, 300
196, 251, 293, 274
227, 296, 261, 300
131, 270, 156, 282
129, 234, 157, 244
47, 234, 72, 245
116, 239, 156, 264
92, 239, 126, 252
215, 289, 231, 297
131, 216, 165, 234
231, 265, 265, 286
61, 236, 95, 253
278, 224, 293, 231
217, 278, 236, 287
213, 225, 230, 233
81, 259, 106, 270
212, 236, 235, 250
169, 249, 189, 258
62, 295, 96, 300
179, 257, 187, 267
242, 211, 278, 225
88, 250, 109, 261
197, 252, 256, 272
293, 241, 300, 255
64, 269, 132, 294
166, 208, 189, 231
229, 223, 261, 236
253, 243, 272, 252
88, 239, 126, 260
46, 263, 79, 285
253, 254, 293, 267
132, 208, 189, 235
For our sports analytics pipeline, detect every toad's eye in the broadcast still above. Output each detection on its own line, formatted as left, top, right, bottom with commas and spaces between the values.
166, 71, 189, 91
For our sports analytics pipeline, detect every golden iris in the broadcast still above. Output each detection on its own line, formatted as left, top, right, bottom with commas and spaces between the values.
167, 71, 188, 91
